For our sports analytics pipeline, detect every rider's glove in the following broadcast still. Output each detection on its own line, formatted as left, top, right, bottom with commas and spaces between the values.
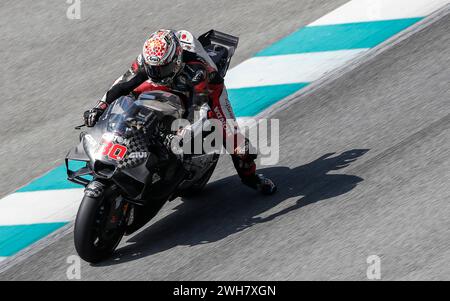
83, 101, 108, 127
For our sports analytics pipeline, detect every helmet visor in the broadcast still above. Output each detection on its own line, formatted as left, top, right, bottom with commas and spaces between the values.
144, 60, 179, 82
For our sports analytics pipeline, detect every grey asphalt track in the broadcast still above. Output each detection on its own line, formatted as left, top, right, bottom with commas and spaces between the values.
1, 1, 450, 280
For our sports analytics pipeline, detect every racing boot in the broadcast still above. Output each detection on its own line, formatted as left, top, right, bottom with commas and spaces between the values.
233, 154, 277, 195
242, 173, 277, 195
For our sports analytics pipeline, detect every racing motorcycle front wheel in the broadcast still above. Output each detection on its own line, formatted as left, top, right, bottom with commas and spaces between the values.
74, 185, 127, 263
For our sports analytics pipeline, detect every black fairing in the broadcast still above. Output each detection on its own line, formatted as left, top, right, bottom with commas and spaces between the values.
66, 92, 186, 202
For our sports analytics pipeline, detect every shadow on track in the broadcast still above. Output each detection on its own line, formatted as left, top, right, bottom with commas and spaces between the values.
97, 149, 369, 266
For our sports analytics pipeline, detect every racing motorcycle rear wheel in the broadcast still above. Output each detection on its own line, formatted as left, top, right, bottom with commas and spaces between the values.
74, 185, 126, 263
179, 156, 219, 197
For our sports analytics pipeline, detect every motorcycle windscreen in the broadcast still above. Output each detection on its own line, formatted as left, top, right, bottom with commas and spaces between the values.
82, 96, 152, 176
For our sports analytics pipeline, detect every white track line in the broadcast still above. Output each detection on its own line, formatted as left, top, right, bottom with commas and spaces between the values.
0, 189, 83, 225
226, 49, 368, 89
310, 0, 450, 26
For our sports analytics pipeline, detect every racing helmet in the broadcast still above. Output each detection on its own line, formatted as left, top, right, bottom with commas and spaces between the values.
142, 29, 184, 85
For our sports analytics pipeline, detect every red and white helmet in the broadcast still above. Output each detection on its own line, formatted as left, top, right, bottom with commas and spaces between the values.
142, 29, 183, 84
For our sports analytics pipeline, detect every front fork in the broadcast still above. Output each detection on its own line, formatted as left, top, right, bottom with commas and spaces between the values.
84, 180, 132, 231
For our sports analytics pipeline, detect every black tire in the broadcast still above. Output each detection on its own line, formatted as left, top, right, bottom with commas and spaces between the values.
179, 157, 218, 197
74, 191, 125, 263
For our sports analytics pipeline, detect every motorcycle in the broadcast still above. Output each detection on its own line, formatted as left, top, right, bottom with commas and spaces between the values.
66, 30, 239, 263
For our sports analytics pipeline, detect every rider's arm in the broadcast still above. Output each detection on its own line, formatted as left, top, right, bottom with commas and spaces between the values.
84, 55, 148, 127
186, 61, 217, 106
100, 55, 148, 105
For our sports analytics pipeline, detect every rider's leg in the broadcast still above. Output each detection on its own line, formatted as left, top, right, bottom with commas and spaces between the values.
209, 84, 277, 195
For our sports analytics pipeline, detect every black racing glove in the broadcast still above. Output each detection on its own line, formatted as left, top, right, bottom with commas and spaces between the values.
83, 101, 108, 127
